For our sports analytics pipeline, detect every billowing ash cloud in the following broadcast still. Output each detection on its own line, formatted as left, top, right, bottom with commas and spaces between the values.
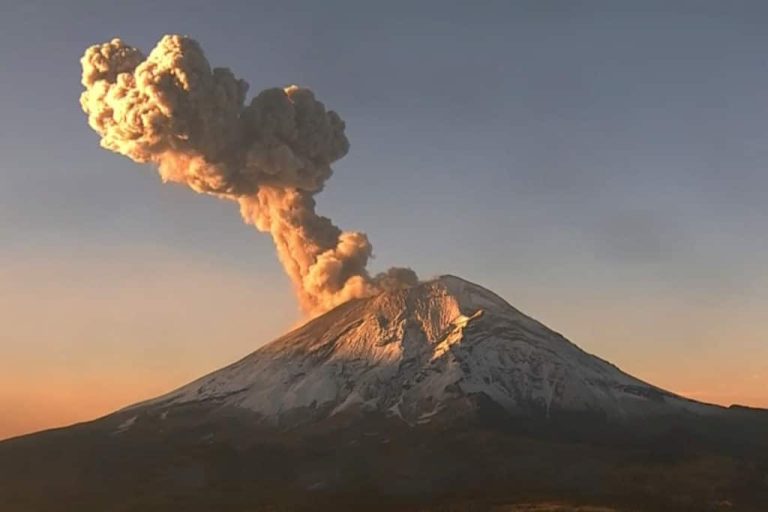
80, 35, 417, 315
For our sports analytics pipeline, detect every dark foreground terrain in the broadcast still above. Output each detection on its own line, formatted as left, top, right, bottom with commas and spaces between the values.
1, 402, 767, 512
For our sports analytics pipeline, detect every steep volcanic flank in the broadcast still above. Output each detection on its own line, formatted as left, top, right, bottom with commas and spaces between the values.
132, 275, 719, 425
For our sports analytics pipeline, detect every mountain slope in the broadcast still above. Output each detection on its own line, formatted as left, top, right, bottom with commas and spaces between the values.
132, 275, 720, 426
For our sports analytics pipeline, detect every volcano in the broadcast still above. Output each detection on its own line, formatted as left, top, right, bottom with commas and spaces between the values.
1, 276, 766, 511
134, 275, 719, 425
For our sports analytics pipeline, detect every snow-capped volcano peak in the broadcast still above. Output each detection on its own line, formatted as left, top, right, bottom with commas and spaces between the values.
138, 275, 720, 424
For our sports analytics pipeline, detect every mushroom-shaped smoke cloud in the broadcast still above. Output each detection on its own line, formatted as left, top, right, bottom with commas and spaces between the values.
80, 35, 417, 315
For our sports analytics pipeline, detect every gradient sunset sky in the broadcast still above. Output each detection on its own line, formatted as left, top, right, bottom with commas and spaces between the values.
2, 0, 767, 440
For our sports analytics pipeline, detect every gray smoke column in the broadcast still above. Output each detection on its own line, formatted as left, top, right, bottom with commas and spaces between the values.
80, 35, 417, 315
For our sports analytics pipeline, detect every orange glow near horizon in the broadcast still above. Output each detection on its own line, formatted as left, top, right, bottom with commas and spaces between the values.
1, 247, 766, 441
3, 363, 764, 441
0, 246, 297, 440
0, 377, 178, 440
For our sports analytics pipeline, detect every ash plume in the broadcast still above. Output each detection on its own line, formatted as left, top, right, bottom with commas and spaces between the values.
80, 35, 417, 315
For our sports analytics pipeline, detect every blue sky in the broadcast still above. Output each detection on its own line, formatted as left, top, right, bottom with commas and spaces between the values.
1, 1, 767, 437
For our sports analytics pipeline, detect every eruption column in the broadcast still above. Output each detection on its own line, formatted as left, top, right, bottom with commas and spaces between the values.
80, 35, 416, 315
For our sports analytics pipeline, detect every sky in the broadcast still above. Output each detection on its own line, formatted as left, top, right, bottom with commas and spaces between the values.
1, 0, 767, 440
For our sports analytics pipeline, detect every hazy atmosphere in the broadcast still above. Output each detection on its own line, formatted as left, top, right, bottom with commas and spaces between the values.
2, 0, 768, 441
